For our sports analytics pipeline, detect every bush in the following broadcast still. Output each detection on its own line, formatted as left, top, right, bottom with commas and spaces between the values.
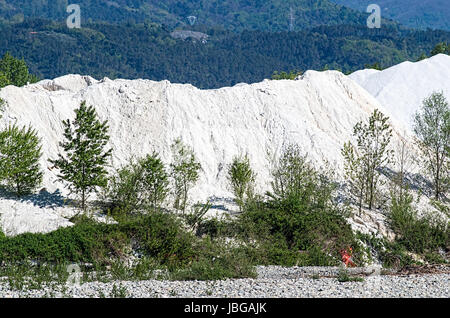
170, 138, 201, 213
172, 239, 256, 281
237, 144, 362, 266
104, 159, 145, 213
227, 154, 256, 211
0, 212, 195, 267
139, 153, 170, 209
0, 124, 43, 196
104, 153, 170, 214
389, 192, 449, 254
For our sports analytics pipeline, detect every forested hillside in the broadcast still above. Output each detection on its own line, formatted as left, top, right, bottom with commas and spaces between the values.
0, 0, 387, 31
331, 0, 449, 31
0, 19, 448, 88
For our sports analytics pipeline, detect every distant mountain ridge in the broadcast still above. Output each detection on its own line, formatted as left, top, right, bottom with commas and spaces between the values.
1, 19, 448, 89
0, 0, 386, 31
330, 0, 450, 31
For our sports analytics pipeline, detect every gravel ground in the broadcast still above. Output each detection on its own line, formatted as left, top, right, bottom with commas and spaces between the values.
0, 266, 448, 298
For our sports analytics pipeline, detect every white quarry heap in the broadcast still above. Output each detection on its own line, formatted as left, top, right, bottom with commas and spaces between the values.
0, 61, 439, 236
349, 54, 450, 131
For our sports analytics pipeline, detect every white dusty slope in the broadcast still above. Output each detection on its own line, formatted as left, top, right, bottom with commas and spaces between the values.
350, 54, 450, 130
0, 70, 420, 236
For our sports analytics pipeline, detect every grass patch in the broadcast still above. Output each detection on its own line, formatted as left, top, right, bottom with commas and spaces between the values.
337, 269, 364, 283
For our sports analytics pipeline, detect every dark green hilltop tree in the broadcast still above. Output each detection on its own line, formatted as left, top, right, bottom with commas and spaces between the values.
0, 124, 43, 196
0, 52, 39, 88
50, 101, 112, 212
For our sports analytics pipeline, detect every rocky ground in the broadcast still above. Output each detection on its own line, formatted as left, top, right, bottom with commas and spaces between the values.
0, 266, 448, 298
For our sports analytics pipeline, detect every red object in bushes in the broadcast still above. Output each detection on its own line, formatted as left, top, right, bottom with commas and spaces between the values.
340, 247, 356, 267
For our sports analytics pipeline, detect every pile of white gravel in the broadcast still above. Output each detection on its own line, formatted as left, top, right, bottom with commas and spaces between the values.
0, 67, 423, 237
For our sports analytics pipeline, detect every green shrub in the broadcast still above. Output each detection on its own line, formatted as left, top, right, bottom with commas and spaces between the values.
0, 212, 195, 267
170, 138, 201, 213
0, 124, 43, 196
104, 152, 170, 214
104, 159, 144, 213
236, 144, 362, 266
173, 240, 256, 281
227, 154, 256, 211
389, 192, 449, 254
139, 153, 170, 209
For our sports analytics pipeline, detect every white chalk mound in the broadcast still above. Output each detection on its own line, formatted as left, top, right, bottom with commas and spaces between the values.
0, 69, 420, 236
350, 54, 450, 131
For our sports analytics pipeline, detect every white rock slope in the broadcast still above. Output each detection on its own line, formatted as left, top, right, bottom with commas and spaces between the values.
350, 54, 450, 130
0, 70, 419, 236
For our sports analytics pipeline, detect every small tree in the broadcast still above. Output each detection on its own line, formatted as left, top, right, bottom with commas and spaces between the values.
341, 142, 366, 214
413, 91, 449, 200
140, 152, 170, 209
105, 153, 169, 214
170, 138, 201, 213
227, 154, 256, 211
0, 124, 43, 196
50, 101, 112, 212
0, 52, 38, 88
104, 158, 145, 213
430, 42, 449, 56
342, 109, 393, 211
268, 144, 335, 210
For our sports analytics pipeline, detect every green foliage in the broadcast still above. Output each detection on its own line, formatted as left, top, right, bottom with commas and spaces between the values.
0, 20, 448, 89
104, 159, 146, 214
356, 232, 417, 268
50, 101, 112, 212
140, 153, 170, 209
389, 191, 449, 254
337, 268, 364, 282
0, 52, 38, 88
271, 70, 302, 80
364, 62, 383, 70
170, 138, 201, 213
268, 144, 336, 210
430, 42, 450, 56
105, 152, 170, 214
331, 0, 450, 31
0, 212, 194, 266
227, 154, 256, 211
172, 240, 256, 281
0, 98, 5, 119
0, 211, 256, 283
0, 0, 374, 32
184, 201, 212, 231
413, 92, 450, 201
238, 144, 361, 266
342, 109, 393, 212
0, 124, 43, 196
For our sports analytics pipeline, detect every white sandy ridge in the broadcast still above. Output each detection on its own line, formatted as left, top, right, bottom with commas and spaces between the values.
1, 55, 448, 236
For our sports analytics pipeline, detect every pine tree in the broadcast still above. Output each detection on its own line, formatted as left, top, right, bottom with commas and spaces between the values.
0, 124, 43, 196
50, 101, 112, 212
413, 92, 449, 200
